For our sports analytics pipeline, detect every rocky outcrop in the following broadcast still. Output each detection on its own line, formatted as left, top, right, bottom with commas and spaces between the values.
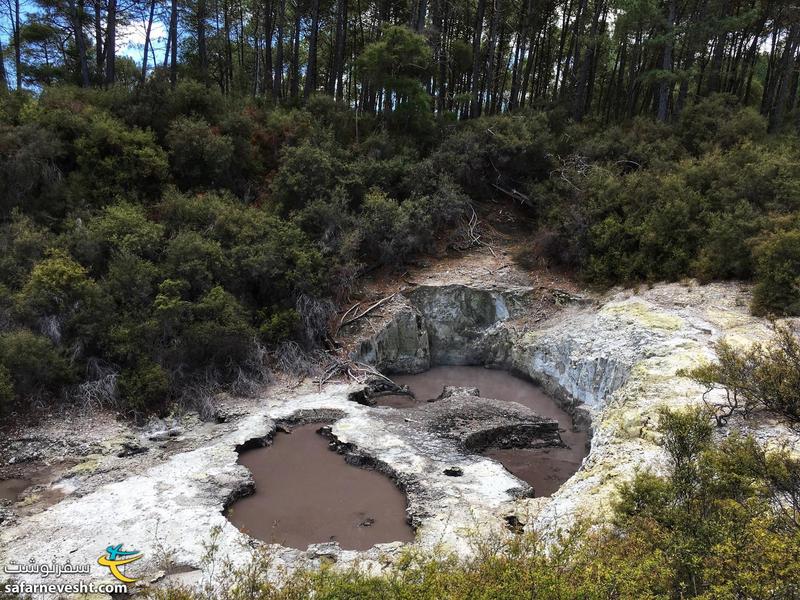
348, 280, 799, 534
354, 308, 430, 373
351, 284, 543, 372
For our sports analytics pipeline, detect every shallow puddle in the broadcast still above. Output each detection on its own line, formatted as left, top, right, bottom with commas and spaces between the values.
392, 366, 589, 497
0, 478, 30, 502
225, 424, 414, 550
0, 463, 64, 505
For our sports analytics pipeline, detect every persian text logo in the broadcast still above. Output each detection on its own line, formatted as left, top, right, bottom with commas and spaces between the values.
97, 544, 143, 583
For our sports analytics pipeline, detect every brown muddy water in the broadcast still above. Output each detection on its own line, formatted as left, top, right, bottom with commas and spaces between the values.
225, 424, 414, 550
390, 366, 589, 497
0, 478, 30, 501
0, 463, 65, 505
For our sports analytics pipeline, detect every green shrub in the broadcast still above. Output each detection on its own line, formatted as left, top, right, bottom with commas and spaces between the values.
0, 210, 52, 287
169, 80, 226, 125
0, 329, 73, 399
163, 231, 226, 297
68, 113, 168, 206
0, 365, 14, 414
685, 325, 800, 425
268, 139, 348, 214
19, 251, 98, 318
118, 360, 170, 414
89, 201, 164, 262
678, 94, 768, 154
158, 188, 231, 234
0, 123, 66, 215
103, 253, 160, 310
692, 201, 762, 281
751, 228, 800, 316
166, 116, 234, 190
258, 308, 300, 345
182, 286, 255, 374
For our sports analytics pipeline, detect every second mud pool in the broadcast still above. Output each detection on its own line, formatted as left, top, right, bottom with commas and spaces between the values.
225, 424, 414, 550
389, 366, 589, 497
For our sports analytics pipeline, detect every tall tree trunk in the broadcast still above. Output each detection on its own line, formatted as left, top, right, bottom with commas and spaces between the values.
290, 3, 300, 99
508, 0, 529, 110
304, 0, 320, 98
415, 0, 427, 32
553, 0, 573, 100
94, 0, 103, 74
332, 0, 348, 99
435, 0, 448, 113
141, 0, 157, 83
706, 0, 729, 94
469, 0, 486, 117
13, 0, 20, 88
169, 0, 178, 88
199, 0, 208, 85
768, 23, 800, 131
273, 0, 286, 98
105, 0, 116, 85
262, 0, 274, 95
573, 0, 603, 121
657, 0, 675, 121
484, 0, 501, 114
223, 0, 233, 92
0, 39, 8, 93
69, 0, 91, 86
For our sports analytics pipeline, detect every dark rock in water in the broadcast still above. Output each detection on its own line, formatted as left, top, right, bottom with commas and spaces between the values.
359, 517, 375, 527
443, 466, 464, 477
117, 441, 148, 458
436, 386, 480, 400
348, 378, 415, 407
414, 394, 563, 452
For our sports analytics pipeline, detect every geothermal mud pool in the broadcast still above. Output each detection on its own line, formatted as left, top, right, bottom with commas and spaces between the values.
389, 366, 589, 497
225, 424, 413, 550
1, 273, 796, 596
225, 367, 578, 550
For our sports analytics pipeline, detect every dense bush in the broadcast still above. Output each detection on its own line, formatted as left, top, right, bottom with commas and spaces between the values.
751, 228, 800, 316
166, 117, 235, 190
0, 365, 13, 414
0, 329, 73, 401
0, 83, 799, 418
